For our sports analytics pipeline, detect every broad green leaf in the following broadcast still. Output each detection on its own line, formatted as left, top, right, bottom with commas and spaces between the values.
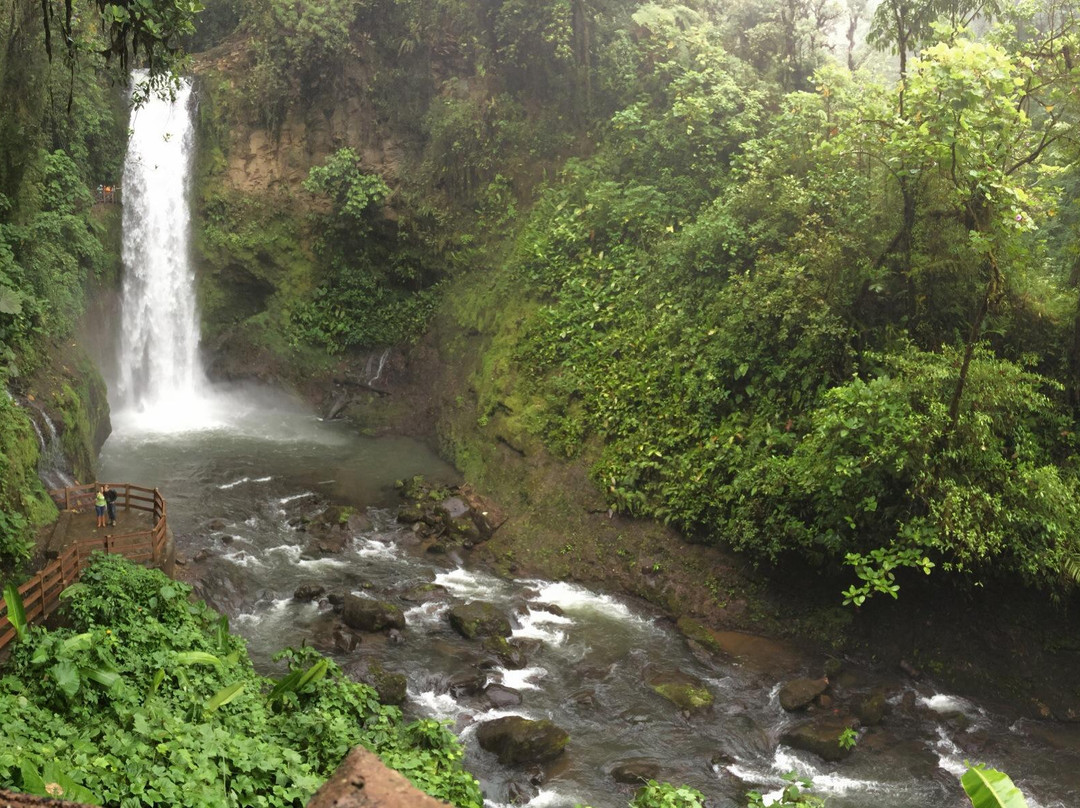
61, 632, 94, 654
961, 765, 1028, 808
58, 583, 88, 600
3, 583, 27, 642
205, 681, 245, 712
52, 660, 81, 699
84, 666, 121, 690
20, 761, 47, 795
174, 651, 222, 668
0, 286, 22, 315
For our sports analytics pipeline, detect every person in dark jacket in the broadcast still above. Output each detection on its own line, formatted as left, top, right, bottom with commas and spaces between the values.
103, 484, 118, 526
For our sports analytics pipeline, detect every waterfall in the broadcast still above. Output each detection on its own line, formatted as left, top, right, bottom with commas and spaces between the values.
116, 74, 206, 417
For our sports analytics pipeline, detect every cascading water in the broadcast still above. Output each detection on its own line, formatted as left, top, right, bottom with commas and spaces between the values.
116, 74, 205, 420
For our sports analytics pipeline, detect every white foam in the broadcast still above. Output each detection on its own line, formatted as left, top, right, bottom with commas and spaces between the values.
520, 580, 652, 628
405, 602, 449, 627
278, 492, 313, 505
253, 476, 272, 483
222, 550, 266, 569
354, 539, 397, 559
496, 666, 547, 691
933, 727, 970, 778
435, 567, 508, 598
218, 477, 250, 490
244, 516, 258, 527
512, 609, 571, 645
920, 693, 979, 716
484, 789, 572, 808
410, 689, 468, 720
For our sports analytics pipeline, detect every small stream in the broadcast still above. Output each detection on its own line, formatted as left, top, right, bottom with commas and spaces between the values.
97, 391, 1080, 808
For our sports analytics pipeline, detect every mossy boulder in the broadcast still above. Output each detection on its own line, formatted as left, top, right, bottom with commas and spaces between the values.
648, 671, 714, 712
342, 595, 406, 632
779, 677, 830, 711
476, 716, 569, 765
448, 601, 512, 639
357, 660, 407, 706
780, 715, 858, 762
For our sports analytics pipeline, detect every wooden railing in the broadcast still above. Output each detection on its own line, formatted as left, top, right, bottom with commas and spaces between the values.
0, 483, 168, 653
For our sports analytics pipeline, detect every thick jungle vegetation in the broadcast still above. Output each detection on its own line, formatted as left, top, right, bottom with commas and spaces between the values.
0, 554, 482, 805
184, 0, 1080, 604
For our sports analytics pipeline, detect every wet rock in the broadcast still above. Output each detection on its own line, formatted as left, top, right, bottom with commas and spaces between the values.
780, 715, 858, 762
506, 780, 536, 805
352, 660, 407, 706
610, 758, 661, 785
401, 583, 447, 603
485, 683, 523, 708
448, 670, 487, 698
648, 670, 714, 712
332, 627, 360, 654
780, 677, 830, 712
439, 496, 470, 519
220, 534, 235, 544
193, 548, 213, 563
536, 603, 565, 617
448, 602, 512, 639
398, 505, 425, 524
483, 635, 530, 669
673, 618, 806, 674
387, 628, 405, 645
476, 716, 570, 765
293, 583, 326, 602
568, 688, 598, 710
208, 518, 228, 530
327, 591, 346, 608
342, 594, 406, 632
857, 687, 890, 726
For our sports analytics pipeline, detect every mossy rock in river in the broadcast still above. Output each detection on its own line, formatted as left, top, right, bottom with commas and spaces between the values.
780, 714, 858, 762
476, 716, 569, 765
342, 595, 406, 632
448, 601, 512, 639
648, 670, 714, 712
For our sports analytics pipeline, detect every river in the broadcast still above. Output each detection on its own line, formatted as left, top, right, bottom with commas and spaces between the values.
92, 73, 1080, 808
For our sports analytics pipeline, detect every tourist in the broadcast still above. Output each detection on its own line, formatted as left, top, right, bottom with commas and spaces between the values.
104, 484, 118, 526
95, 486, 107, 528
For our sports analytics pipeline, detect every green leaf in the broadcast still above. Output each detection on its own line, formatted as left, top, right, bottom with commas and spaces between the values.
3, 583, 27, 642
84, 666, 121, 690
174, 651, 222, 668
0, 286, 22, 315
205, 681, 246, 712
20, 761, 47, 795
61, 632, 94, 654
52, 660, 81, 699
58, 583, 88, 600
961, 765, 1029, 808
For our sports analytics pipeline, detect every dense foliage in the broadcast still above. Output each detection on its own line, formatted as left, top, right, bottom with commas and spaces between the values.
485, 0, 1080, 600
0, 554, 483, 806
187, 0, 1080, 601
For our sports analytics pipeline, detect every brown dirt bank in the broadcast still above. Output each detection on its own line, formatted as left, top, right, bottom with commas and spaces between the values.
202, 318, 1080, 725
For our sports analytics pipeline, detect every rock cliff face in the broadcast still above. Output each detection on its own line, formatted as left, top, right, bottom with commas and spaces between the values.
195, 44, 404, 197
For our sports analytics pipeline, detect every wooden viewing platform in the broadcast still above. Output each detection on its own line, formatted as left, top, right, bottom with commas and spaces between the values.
0, 483, 169, 653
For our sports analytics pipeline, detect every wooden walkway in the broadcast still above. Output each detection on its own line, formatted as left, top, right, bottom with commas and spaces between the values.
0, 483, 168, 653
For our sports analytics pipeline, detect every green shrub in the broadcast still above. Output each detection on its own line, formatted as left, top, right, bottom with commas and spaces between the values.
0, 554, 482, 807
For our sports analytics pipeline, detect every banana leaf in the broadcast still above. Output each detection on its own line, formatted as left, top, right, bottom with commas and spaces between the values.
3, 582, 27, 642
962, 765, 1028, 808
205, 681, 246, 712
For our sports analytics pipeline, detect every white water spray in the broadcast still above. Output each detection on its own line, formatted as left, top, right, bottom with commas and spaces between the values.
117, 74, 205, 417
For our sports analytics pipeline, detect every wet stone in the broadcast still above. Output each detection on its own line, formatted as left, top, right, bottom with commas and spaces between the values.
448, 601, 513, 639
476, 716, 570, 765
293, 583, 326, 602
610, 758, 661, 785
342, 595, 406, 632
485, 683, 523, 708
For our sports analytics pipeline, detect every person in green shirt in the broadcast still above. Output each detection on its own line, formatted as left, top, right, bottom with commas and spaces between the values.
95, 486, 107, 529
